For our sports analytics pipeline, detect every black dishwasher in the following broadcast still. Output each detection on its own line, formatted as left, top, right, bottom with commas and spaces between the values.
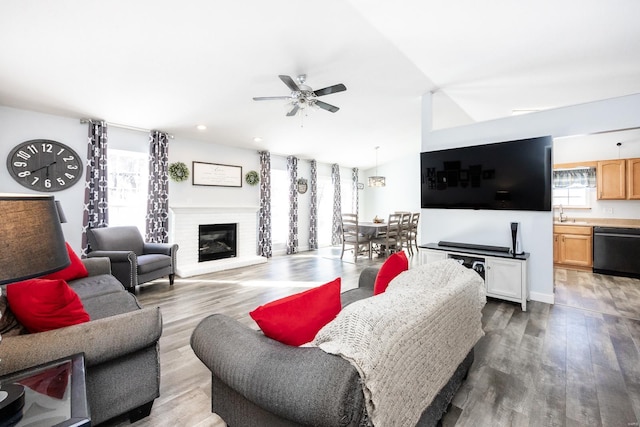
593, 226, 640, 278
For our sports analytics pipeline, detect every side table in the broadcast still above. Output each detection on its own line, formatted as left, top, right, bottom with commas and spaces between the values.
0, 353, 90, 427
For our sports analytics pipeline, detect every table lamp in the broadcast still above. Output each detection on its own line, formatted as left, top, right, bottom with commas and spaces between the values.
0, 194, 70, 422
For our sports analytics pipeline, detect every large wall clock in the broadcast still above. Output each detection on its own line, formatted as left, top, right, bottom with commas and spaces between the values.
6, 139, 84, 192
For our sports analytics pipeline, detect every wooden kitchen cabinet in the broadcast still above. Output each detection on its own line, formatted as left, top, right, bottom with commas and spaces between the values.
597, 159, 626, 199
627, 158, 640, 200
553, 225, 593, 269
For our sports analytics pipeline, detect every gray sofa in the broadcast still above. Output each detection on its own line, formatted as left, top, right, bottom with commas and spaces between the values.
191, 266, 474, 427
0, 257, 162, 425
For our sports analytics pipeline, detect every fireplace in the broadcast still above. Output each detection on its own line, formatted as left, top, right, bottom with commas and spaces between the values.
199, 223, 237, 262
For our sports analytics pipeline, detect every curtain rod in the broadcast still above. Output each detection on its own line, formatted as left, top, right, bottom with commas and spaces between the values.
80, 118, 174, 138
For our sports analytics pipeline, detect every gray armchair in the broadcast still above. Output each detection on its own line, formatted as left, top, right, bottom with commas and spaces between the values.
87, 226, 178, 292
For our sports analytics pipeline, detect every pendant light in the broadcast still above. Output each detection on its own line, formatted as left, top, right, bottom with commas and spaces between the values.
368, 146, 386, 187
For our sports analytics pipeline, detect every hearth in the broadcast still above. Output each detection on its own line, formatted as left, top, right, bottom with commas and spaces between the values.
199, 223, 237, 262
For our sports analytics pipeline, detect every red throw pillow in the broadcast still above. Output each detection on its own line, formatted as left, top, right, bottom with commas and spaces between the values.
374, 251, 409, 295
250, 278, 342, 346
40, 242, 88, 282
6, 279, 90, 333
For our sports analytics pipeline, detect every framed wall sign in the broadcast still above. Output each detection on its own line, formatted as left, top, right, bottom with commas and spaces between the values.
192, 161, 242, 187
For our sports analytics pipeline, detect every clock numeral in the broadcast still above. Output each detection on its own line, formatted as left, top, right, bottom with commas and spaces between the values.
16, 150, 31, 160
41, 143, 53, 153
56, 148, 65, 155
57, 177, 66, 186
44, 179, 52, 189
26, 144, 38, 154
18, 171, 31, 178
62, 156, 75, 162
65, 173, 75, 180
13, 161, 27, 168
67, 164, 78, 170
31, 177, 40, 186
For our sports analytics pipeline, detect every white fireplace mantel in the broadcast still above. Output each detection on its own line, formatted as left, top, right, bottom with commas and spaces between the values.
169, 205, 266, 277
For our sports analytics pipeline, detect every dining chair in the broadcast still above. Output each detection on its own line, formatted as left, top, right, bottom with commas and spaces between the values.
371, 213, 402, 257
397, 212, 412, 255
341, 213, 371, 261
408, 212, 420, 254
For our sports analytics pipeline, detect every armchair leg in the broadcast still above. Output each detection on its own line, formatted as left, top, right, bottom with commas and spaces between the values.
169, 274, 175, 286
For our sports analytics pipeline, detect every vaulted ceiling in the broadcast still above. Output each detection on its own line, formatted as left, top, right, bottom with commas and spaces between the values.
1, 1, 639, 168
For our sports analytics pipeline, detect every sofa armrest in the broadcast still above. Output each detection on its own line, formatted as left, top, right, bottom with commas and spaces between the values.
81, 257, 112, 276
87, 250, 135, 263
143, 243, 177, 256
191, 314, 364, 427
0, 307, 162, 376
358, 266, 379, 290
87, 250, 136, 288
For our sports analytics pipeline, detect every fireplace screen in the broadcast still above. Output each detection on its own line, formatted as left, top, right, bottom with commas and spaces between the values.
198, 223, 237, 262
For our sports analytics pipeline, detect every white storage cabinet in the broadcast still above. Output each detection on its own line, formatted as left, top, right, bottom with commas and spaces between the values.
420, 243, 529, 311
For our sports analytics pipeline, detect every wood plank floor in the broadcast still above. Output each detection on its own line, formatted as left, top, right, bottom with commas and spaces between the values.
101, 249, 640, 427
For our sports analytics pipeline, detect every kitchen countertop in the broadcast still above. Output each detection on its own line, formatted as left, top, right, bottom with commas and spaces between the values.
554, 217, 640, 229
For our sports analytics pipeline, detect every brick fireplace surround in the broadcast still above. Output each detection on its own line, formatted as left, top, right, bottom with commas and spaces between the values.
169, 206, 267, 278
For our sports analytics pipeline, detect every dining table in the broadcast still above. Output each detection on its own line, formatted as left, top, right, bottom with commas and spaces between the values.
358, 221, 389, 238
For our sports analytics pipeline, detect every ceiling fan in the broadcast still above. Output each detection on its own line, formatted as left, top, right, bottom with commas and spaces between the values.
253, 74, 346, 116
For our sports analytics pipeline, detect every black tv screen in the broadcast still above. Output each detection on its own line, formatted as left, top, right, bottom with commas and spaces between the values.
420, 136, 552, 211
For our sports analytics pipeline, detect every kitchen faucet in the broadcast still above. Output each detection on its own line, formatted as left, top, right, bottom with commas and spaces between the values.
558, 204, 568, 222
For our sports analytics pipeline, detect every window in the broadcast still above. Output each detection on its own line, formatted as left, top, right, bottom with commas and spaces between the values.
552, 167, 595, 208
108, 149, 148, 235
271, 169, 289, 252
552, 187, 590, 207
317, 175, 333, 247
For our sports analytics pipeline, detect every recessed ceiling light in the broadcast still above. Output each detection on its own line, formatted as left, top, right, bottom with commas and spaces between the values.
253, 137, 263, 143
196, 125, 207, 131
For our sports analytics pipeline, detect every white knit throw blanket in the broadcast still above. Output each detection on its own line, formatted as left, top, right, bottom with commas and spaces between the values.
313, 259, 486, 427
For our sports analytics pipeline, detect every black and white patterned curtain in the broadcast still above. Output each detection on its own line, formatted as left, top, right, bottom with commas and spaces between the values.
331, 164, 342, 245
553, 168, 596, 188
146, 131, 170, 243
81, 120, 109, 256
258, 151, 272, 258
309, 160, 318, 250
286, 156, 298, 255
352, 167, 359, 216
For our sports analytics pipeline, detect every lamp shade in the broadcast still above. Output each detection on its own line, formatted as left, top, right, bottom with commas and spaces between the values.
0, 194, 70, 285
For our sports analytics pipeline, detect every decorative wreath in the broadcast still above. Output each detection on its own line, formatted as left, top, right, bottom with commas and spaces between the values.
245, 170, 260, 186
168, 162, 189, 182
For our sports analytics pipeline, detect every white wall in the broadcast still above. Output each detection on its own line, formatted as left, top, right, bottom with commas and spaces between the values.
168, 137, 260, 208
421, 93, 640, 304
362, 152, 421, 221
1, 105, 362, 260
0, 106, 87, 253
554, 128, 640, 220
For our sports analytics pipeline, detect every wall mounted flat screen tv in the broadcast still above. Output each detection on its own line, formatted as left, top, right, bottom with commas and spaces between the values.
421, 136, 552, 211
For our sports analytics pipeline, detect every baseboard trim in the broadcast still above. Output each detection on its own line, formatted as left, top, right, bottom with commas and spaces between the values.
529, 291, 555, 305
176, 256, 267, 278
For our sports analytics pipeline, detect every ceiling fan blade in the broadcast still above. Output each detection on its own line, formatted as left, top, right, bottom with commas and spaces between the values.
279, 75, 300, 92
286, 104, 300, 117
253, 96, 292, 101
313, 84, 347, 97
315, 100, 340, 113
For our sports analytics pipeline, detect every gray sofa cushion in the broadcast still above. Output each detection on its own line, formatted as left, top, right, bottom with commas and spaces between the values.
137, 253, 171, 275
88, 226, 145, 255
69, 274, 125, 300
82, 290, 142, 320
